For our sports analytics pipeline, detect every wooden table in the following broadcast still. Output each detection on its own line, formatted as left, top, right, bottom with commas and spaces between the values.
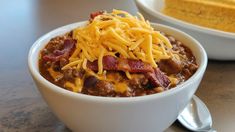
0, 0, 234, 131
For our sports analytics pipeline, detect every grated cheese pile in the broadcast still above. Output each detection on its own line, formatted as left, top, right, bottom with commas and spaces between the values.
62, 9, 177, 76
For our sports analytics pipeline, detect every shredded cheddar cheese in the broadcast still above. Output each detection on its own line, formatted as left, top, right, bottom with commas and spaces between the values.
115, 82, 129, 93
62, 9, 177, 79
125, 71, 132, 79
98, 47, 105, 74
47, 67, 63, 81
64, 77, 83, 92
59, 10, 179, 92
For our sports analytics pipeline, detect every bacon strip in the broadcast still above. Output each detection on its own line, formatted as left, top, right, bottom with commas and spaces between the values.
43, 39, 76, 62
87, 56, 118, 71
127, 59, 153, 73
90, 11, 104, 20
87, 55, 153, 73
145, 68, 170, 89
87, 55, 169, 88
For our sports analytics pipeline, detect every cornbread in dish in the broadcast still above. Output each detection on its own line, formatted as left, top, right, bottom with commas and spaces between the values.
163, 0, 235, 33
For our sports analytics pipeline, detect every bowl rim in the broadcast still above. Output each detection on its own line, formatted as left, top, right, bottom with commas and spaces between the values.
28, 21, 207, 103
135, 0, 235, 39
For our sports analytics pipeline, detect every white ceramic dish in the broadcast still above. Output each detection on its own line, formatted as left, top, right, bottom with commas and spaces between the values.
135, 0, 235, 60
28, 21, 207, 132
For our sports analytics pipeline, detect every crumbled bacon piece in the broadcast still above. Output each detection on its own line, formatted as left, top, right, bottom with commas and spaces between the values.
87, 55, 118, 71
90, 11, 104, 19
145, 68, 170, 89
158, 58, 183, 74
127, 59, 153, 73
86, 55, 153, 73
43, 39, 76, 62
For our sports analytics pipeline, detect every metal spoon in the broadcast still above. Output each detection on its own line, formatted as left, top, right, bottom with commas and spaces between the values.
178, 95, 216, 132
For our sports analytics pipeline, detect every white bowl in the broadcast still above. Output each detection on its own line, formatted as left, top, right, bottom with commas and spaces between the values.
135, 0, 235, 60
28, 21, 207, 132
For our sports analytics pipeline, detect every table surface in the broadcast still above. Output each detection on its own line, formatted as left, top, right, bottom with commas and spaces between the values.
0, 0, 235, 131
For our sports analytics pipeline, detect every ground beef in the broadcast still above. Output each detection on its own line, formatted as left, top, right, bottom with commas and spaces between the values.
82, 80, 115, 97
128, 74, 148, 89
